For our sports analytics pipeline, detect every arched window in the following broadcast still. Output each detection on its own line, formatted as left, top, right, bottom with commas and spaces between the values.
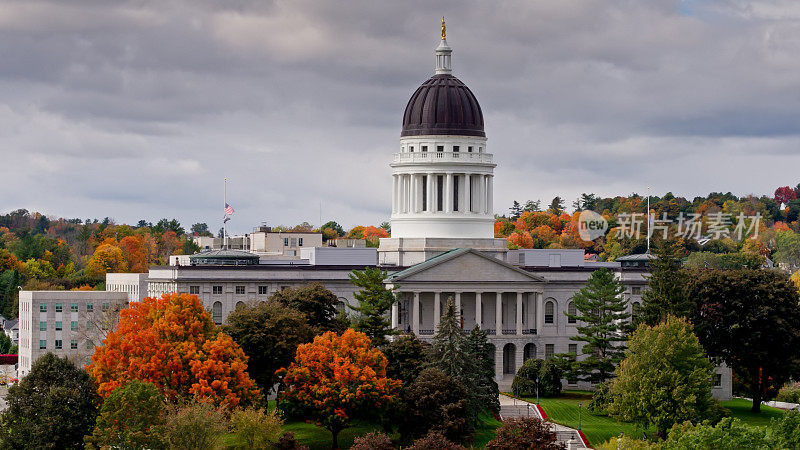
212, 301, 222, 325
545, 300, 555, 324
235, 301, 245, 309
632, 301, 641, 318
523, 343, 536, 362
567, 301, 577, 324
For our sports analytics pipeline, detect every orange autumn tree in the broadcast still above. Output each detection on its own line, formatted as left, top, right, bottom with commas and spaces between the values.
88, 293, 260, 408
276, 329, 401, 449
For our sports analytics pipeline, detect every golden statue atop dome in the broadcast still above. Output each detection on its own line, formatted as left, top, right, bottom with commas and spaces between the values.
441, 16, 446, 39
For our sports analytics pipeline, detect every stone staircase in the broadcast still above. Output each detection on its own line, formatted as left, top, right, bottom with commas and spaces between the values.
498, 394, 588, 449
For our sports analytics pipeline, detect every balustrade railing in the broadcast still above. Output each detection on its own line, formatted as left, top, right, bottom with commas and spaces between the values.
393, 151, 493, 164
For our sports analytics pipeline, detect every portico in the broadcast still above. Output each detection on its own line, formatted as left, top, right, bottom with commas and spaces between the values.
384, 248, 546, 381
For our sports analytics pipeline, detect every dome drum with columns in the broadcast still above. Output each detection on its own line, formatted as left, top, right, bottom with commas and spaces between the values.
378, 20, 506, 267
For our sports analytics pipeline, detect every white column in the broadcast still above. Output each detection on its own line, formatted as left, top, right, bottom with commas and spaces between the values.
465, 173, 472, 213
536, 292, 544, 334
391, 299, 399, 330
445, 173, 453, 213
402, 175, 408, 213
426, 173, 434, 213
391, 175, 395, 214
487, 175, 494, 216
412, 291, 420, 334
434, 291, 441, 329
495, 292, 502, 335
516, 292, 523, 335
410, 174, 418, 213
476, 292, 483, 329
455, 292, 462, 328
476, 174, 484, 214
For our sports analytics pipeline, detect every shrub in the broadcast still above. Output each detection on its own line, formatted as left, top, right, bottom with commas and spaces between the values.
596, 436, 655, 450
228, 407, 284, 449
511, 358, 562, 397
776, 382, 800, 403
588, 380, 612, 414
163, 400, 226, 450
768, 409, 800, 449
407, 431, 467, 450
485, 417, 565, 449
274, 432, 309, 450
663, 418, 770, 449
401, 368, 472, 443
85, 381, 166, 449
350, 431, 394, 450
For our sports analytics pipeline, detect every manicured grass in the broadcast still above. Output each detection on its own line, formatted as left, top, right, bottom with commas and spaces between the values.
721, 398, 786, 427
472, 414, 504, 448
283, 421, 387, 450
519, 390, 654, 446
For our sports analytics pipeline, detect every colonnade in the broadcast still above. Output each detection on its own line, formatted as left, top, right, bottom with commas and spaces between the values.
390, 290, 544, 336
391, 172, 493, 215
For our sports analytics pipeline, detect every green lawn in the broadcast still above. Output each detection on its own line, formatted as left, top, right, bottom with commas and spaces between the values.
519, 391, 654, 447
721, 398, 786, 427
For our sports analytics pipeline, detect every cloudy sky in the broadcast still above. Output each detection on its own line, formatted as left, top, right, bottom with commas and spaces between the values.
2, 0, 800, 234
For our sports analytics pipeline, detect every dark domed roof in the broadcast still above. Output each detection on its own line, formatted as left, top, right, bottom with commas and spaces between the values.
401, 74, 484, 137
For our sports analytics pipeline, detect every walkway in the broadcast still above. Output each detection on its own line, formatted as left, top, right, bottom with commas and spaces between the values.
499, 394, 589, 448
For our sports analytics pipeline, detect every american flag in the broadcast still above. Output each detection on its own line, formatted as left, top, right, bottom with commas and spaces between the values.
224, 203, 234, 215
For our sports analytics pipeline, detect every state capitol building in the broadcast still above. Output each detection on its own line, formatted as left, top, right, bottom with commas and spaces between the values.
17, 24, 732, 399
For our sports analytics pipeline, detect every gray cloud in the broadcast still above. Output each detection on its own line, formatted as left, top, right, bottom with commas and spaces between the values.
1, 0, 799, 232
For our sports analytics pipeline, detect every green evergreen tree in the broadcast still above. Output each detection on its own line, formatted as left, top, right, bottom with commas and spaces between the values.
564, 268, 630, 383
462, 326, 500, 422
0, 333, 12, 354
640, 240, 691, 326
348, 267, 395, 346
428, 298, 467, 381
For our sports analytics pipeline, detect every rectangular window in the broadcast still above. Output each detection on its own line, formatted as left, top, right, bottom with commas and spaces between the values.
290, 238, 297, 247
436, 175, 444, 212
39, 340, 46, 350
55, 339, 62, 350
86, 340, 93, 350
55, 321, 62, 331
421, 145, 428, 152
213, 286, 223, 295
70, 303, 78, 312
70, 339, 77, 350
258, 286, 268, 295
298, 237, 303, 247
102, 303, 110, 312
569, 344, 578, 360
714, 374, 722, 387
436, 145, 444, 152
453, 175, 459, 211
409, 146, 414, 152
40, 303, 47, 312
545, 344, 555, 359
71, 321, 77, 331
468, 146, 473, 152
453, 145, 459, 152
86, 303, 93, 312
55, 303, 63, 312
39, 321, 46, 331
189, 286, 200, 295
283, 238, 289, 246
235, 286, 245, 295
632, 287, 642, 295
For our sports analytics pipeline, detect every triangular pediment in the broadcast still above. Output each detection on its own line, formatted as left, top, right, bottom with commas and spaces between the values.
387, 248, 545, 284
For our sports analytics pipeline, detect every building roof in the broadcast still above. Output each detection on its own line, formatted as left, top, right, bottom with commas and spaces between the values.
4, 318, 18, 330
387, 248, 546, 283
616, 253, 657, 261
401, 74, 485, 137
188, 249, 260, 266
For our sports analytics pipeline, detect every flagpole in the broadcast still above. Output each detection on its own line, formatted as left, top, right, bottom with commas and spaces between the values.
224, 177, 228, 250
646, 186, 651, 254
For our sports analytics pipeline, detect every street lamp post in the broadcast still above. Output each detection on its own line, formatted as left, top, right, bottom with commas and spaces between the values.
578, 402, 582, 431
536, 375, 540, 405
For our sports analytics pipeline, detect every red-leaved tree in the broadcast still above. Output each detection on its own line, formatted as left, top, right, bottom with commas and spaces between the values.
277, 329, 401, 449
775, 186, 797, 205
87, 293, 260, 408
